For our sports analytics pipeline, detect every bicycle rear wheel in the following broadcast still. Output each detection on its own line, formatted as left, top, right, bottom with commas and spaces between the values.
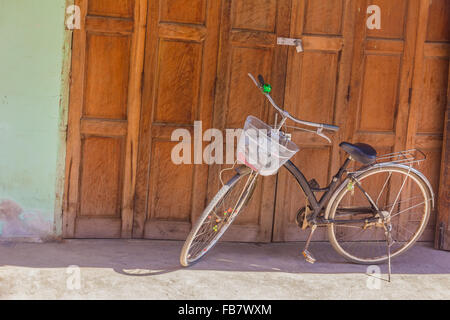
180, 169, 258, 267
327, 165, 432, 264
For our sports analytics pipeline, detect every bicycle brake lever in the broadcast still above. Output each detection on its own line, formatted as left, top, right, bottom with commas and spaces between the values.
248, 73, 262, 89
316, 128, 332, 144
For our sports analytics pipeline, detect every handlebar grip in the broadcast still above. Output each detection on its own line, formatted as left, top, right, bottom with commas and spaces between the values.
322, 124, 339, 132
257, 74, 265, 87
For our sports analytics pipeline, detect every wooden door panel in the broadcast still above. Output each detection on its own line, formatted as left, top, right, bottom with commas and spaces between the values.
153, 40, 203, 124
426, 0, 450, 42
160, 0, 207, 24
287, 51, 340, 124
79, 137, 124, 217
226, 47, 273, 128
273, 0, 355, 241
133, 0, 220, 240
358, 55, 401, 132
88, 0, 134, 17
416, 57, 449, 134
64, 0, 147, 238
231, 0, 277, 32
83, 34, 131, 119
303, 0, 345, 35
366, 0, 407, 39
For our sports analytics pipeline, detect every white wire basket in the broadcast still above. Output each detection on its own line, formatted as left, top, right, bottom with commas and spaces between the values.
236, 116, 299, 176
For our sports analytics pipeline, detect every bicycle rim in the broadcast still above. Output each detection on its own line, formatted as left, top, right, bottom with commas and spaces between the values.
327, 166, 432, 264
180, 171, 257, 266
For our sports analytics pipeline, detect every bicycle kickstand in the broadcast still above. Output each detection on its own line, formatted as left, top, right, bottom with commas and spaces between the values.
302, 224, 317, 264
385, 224, 393, 282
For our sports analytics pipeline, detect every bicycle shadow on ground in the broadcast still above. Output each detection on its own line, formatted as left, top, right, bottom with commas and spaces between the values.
0, 240, 448, 277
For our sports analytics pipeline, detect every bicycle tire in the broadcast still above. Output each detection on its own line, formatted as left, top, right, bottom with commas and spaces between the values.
327, 165, 432, 264
180, 170, 257, 267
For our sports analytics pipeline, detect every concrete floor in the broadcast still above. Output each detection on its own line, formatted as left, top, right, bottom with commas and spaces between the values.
0, 239, 448, 299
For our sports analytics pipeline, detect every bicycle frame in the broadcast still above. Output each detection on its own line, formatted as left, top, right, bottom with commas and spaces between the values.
281, 159, 380, 225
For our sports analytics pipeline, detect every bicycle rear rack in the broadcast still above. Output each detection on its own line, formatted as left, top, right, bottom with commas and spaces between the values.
348, 148, 427, 178
375, 149, 427, 169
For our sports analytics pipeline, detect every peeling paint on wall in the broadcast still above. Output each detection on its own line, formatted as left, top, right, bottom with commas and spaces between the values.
0, 200, 52, 238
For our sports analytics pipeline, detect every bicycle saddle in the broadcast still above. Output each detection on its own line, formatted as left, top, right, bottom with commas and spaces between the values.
339, 142, 377, 165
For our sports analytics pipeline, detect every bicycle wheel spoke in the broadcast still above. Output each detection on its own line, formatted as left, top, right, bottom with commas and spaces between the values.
388, 173, 409, 215
376, 171, 392, 206
390, 201, 425, 219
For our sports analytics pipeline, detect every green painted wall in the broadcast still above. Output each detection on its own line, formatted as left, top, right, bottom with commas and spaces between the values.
0, 0, 69, 238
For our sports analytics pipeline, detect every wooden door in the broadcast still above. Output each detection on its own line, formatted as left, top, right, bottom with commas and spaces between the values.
334, 0, 448, 242
204, 0, 292, 242
406, 0, 449, 245
63, 0, 147, 238
273, 0, 357, 241
340, 0, 421, 243
132, 0, 221, 239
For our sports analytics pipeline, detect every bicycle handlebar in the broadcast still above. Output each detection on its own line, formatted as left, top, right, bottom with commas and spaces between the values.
248, 73, 340, 133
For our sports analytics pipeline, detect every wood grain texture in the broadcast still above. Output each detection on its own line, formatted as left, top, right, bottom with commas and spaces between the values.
133, 0, 220, 239
63, 0, 147, 238
79, 137, 124, 217
273, 0, 355, 242
160, 0, 207, 25
426, 0, 450, 42
88, 0, 134, 18
408, 0, 449, 243
436, 76, 450, 249
83, 33, 131, 120
366, 0, 407, 39
206, 0, 292, 242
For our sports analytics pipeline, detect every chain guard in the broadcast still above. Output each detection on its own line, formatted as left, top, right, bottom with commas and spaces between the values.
295, 207, 312, 230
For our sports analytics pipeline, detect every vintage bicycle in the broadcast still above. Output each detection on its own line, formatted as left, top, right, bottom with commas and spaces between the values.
180, 73, 434, 268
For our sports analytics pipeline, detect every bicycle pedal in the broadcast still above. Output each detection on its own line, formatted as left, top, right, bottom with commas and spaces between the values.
302, 250, 316, 264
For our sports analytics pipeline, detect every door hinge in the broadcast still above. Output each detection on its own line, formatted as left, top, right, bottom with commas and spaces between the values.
408, 87, 413, 104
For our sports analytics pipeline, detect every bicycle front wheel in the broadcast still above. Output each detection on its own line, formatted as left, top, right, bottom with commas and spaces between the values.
180, 169, 258, 267
327, 165, 433, 264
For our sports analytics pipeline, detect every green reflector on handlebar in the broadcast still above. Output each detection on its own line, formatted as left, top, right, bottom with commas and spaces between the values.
263, 84, 272, 94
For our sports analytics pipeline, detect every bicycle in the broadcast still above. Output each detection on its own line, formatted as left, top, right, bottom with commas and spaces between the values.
180, 73, 434, 268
